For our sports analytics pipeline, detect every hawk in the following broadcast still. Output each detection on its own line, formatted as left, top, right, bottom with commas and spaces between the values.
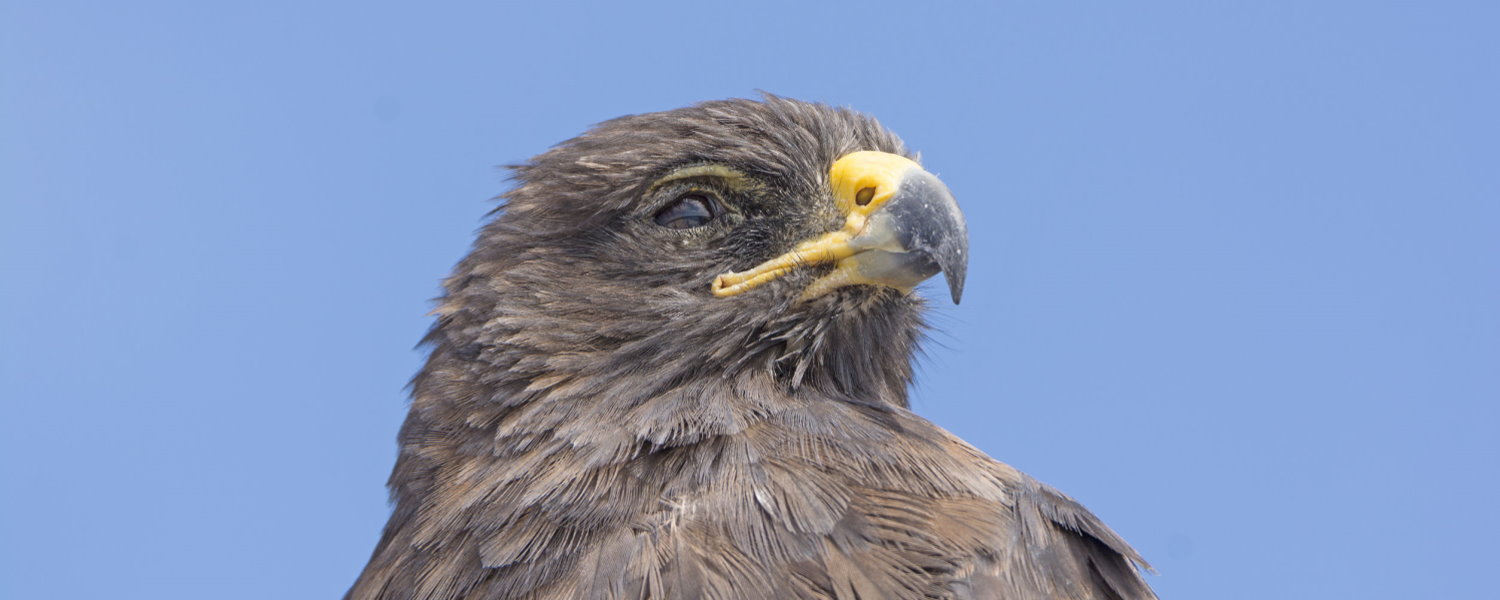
348, 96, 1156, 600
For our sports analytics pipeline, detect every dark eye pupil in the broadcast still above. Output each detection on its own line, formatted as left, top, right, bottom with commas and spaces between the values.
654, 195, 717, 229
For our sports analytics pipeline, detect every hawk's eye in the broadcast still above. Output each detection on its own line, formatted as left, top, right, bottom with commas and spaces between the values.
654, 194, 719, 229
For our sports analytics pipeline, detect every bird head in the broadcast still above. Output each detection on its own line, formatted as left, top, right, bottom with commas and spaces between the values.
430, 96, 967, 411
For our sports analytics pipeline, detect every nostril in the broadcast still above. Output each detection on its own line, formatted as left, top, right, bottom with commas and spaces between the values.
855, 187, 876, 206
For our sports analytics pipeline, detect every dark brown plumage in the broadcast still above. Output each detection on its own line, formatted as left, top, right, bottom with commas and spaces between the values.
348, 96, 1156, 600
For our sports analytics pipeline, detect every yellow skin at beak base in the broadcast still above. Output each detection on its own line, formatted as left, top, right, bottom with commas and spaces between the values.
711, 151, 925, 298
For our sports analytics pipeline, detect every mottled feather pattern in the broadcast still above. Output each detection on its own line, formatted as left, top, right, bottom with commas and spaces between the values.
348, 97, 1155, 599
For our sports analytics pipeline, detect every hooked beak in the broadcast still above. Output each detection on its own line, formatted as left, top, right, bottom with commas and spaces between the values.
711, 151, 969, 304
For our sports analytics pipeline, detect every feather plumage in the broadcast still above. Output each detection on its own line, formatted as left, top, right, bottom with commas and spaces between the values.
348, 96, 1155, 600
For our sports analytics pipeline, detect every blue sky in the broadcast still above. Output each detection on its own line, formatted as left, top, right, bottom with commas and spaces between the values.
3, 2, 1496, 598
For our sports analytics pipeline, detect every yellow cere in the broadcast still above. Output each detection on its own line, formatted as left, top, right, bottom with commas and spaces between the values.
827, 151, 922, 230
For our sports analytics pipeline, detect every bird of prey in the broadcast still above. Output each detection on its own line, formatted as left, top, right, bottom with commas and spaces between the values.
348, 96, 1156, 600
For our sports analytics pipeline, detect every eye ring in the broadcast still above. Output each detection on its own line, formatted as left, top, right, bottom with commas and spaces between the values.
653, 193, 721, 229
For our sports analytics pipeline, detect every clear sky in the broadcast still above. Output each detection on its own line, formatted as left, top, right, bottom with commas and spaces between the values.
3, 2, 1496, 598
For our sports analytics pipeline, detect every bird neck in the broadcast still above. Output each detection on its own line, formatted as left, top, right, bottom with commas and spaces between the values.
410, 282, 925, 453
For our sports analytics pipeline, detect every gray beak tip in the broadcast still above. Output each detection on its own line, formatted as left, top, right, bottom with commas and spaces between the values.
946, 266, 967, 305
893, 170, 970, 306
